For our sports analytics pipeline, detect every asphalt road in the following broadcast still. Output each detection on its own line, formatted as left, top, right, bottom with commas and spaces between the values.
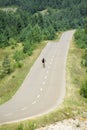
0, 30, 75, 125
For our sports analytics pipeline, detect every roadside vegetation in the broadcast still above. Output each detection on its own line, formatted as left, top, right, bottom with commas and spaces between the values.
0, 41, 47, 105
0, 0, 87, 104
74, 28, 87, 98
0, 0, 87, 129
0, 29, 87, 130
0, 0, 87, 49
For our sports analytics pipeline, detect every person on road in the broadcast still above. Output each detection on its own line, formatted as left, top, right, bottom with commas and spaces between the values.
42, 58, 46, 68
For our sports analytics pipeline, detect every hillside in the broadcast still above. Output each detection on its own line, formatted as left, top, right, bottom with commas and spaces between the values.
0, 0, 87, 81
0, 0, 87, 129
0, 0, 87, 47
0, 0, 87, 14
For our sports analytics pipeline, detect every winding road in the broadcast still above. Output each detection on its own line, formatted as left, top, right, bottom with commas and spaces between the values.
0, 30, 75, 125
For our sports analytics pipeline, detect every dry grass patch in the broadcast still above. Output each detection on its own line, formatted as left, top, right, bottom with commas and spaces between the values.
61, 39, 87, 117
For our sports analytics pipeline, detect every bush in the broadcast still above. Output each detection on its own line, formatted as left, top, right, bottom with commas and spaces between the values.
9, 38, 17, 46
17, 62, 23, 68
81, 48, 87, 67
17, 123, 24, 130
0, 69, 5, 78
74, 29, 87, 49
13, 61, 23, 69
28, 122, 37, 130
28, 50, 33, 56
43, 26, 56, 40
13, 50, 24, 62
11, 45, 15, 49
2, 55, 11, 74
23, 41, 31, 53
80, 81, 87, 98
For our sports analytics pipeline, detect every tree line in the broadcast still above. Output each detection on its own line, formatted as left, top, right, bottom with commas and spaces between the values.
0, 0, 87, 79
0, 0, 87, 14
0, 5, 87, 48
0, 0, 87, 47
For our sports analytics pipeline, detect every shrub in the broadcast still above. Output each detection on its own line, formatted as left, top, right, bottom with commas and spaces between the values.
11, 45, 15, 49
28, 122, 37, 130
17, 62, 23, 68
13, 50, 24, 62
13, 61, 23, 69
28, 50, 33, 56
9, 38, 17, 46
0, 69, 5, 78
81, 48, 87, 67
74, 29, 87, 49
23, 41, 31, 53
17, 123, 24, 130
80, 81, 87, 98
12, 75, 15, 78
2, 55, 11, 74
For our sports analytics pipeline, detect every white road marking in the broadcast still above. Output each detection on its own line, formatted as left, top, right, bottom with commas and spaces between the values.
51, 58, 53, 61
37, 95, 40, 98
44, 76, 47, 79
52, 55, 54, 58
42, 81, 45, 85
32, 101, 36, 105
21, 107, 27, 111
40, 88, 43, 91
46, 70, 49, 74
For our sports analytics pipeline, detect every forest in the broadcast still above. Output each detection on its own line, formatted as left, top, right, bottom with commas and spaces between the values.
0, 0, 87, 48
0, 0, 87, 106
0, 0, 87, 85
0, 0, 87, 13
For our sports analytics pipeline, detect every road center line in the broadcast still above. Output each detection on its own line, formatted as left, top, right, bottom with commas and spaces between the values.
40, 88, 43, 91
46, 70, 49, 74
32, 101, 36, 105
37, 95, 40, 98
51, 58, 53, 61
42, 81, 45, 85
52, 55, 54, 58
44, 76, 47, 79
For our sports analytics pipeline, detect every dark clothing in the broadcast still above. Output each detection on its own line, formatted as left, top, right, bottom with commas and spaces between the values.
42, 58, 45, 63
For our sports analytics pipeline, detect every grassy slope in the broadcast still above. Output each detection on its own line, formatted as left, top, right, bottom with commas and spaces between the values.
0, 32, 61, 105
0, 32, 87, 129
62, 38, 87, 116
0, 42, 47, 105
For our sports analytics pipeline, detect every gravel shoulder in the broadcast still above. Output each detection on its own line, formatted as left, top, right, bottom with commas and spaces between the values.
36, 118, 87, 130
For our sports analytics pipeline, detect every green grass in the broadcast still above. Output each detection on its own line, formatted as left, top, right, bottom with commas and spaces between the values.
62, 40, 87, 115
0, 33, 87, 130
0, 31, 62, 105
0, 43, 23, 62
0, 41, 47, 105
